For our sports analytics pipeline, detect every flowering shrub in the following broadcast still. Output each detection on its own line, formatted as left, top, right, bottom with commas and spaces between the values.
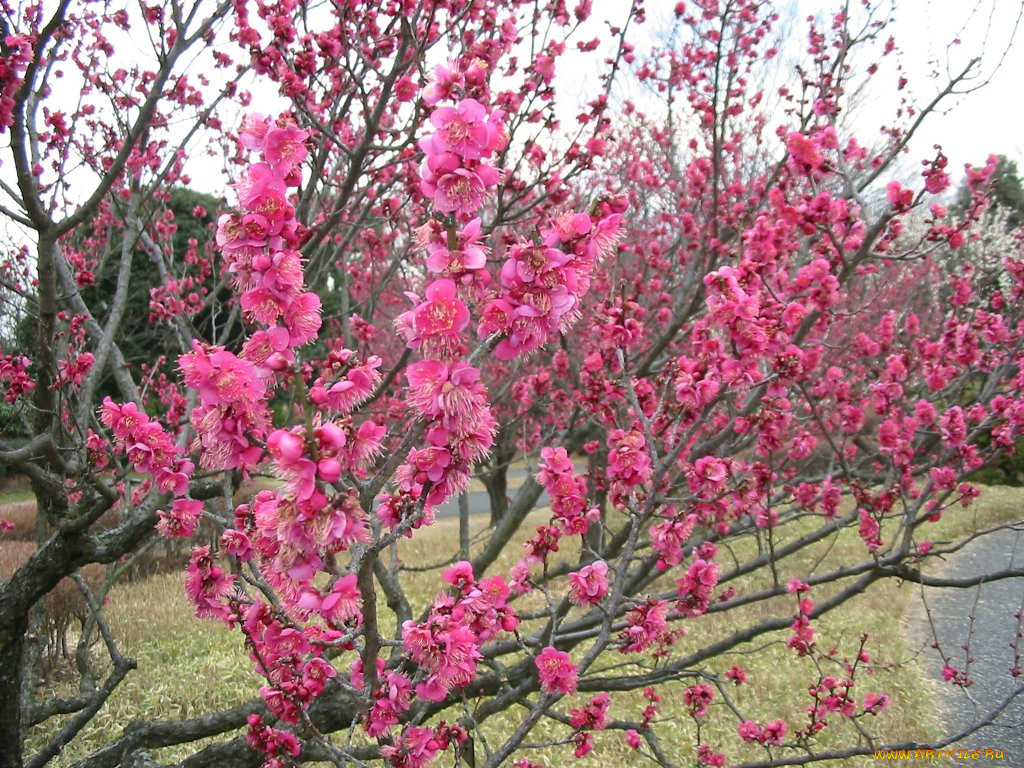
1, 2, 1024, 768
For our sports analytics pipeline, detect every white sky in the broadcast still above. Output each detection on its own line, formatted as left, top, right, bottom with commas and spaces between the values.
2, 0, 1022, 236
870, 0, 1024, 172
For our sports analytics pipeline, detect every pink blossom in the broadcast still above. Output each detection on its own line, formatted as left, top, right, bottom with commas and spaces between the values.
569, 692, 610, 730
220, 529, 254, 561
246, 714, 300, 763
263, 124, 309, 176
420, 152, 498, 216
738, 720, 760, 742
620, 599, 669, 653
235, 162, 290, 221
184, 545, 235, 622
760, 719, 787, 745
863, 692, 891, 714
380, 726, 442, 768
443, 561, 475, 590
406, 359, 490, 433
606, 428, 653, 504
422, 62, 462, 105
726, 664, 747, 684
696, 744, 726, 767
411, 279, 471, 359
676, 559, 719, 617
283, 291, 322, 345
320, 573, 361, 623
858, 508, 883, 552
786, 130, 824, 170
787, 578, 809, 594
886, 180, 914, 209
238, 114, 270, 150
568, 560, 610, 605
310, 351, 382, 412
690, 456, 728, 496
422, 98, 501, 160
684, 682, 714, 716
402, 616, 481, 700
535, 646, 577, 695
157, 498, 203, 538
650, 513, 696, 570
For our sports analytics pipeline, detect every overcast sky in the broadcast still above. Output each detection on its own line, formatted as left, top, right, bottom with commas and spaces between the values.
871, 0, 1024, 171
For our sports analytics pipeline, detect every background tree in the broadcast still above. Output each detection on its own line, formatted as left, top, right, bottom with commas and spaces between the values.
954, 154, 1024, 228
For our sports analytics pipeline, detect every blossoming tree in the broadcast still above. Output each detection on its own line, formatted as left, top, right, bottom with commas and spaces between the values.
1, 1, 1023, 768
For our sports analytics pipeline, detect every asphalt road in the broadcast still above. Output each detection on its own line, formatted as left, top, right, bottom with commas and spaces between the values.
434, 469, 545, 519
910, 525, 1024, 764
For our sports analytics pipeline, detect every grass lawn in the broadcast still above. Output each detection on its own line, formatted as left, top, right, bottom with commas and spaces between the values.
19, 483, 1024, 767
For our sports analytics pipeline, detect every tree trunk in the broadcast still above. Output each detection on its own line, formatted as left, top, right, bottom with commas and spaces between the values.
0, 613, 28, 768
483, 467, 508, 526
483, 428, 514, 526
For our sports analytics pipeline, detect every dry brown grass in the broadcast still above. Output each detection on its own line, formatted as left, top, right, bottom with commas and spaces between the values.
0, 499, 39, 539
0, 541, 106, 671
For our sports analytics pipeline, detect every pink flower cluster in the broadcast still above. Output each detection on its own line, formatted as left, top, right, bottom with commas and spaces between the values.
400, 562, 517, 703
478, 203, 625, 360
380, 723, 466, 768
184, 545, 235, 622
737, 719, 788, 745
806, 674, 858, 724
619, 598, 670, 654
419, 96, 504, 218
676, 557, 719, 617
242, 602, 338, 725
569, 692, 611, 757
179, 343, 270, 471
266, 420, 384, 510
858, 507, 883, 552
389, 80, 511, 516
396, 278, 472, 362
787, 592, 816, 656
309, 345, 382, 413
157, 498, 203, 538
684, 682, 714, 717
512, 523, 564, 586
215, 114, 320, 361
606, 427, 653, 505
0, 351, 34, 403
0, 35, 32, 134
649, 510, 697, 570
690, 456, 729, 497
99, 397, 193, 495
389, 357, 496, 510
376, 484, 437, 535
246, 713, 300, 768
536, 446, 597, 534
535, 646, 577, 694
419, 217, 491, 299
784, 126, 837, 180
568, 560, 610, 605
162, 118, 319, 481
238, 483, 373, 622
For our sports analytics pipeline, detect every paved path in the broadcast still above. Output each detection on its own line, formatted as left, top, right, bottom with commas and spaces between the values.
434, 469, 548, 519
910, 525, 1024, 764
